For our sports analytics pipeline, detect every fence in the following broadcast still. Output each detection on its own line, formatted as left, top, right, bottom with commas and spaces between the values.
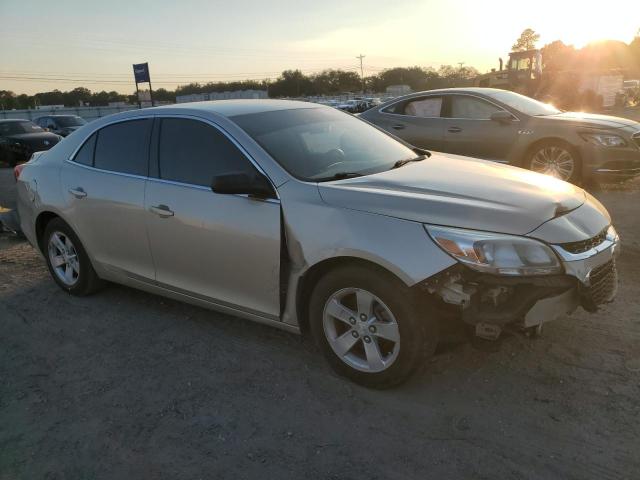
0, 105, 140, 122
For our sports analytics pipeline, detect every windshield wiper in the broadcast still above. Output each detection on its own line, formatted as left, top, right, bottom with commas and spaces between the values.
391, 154, 426, 169
316, 172, 364, 182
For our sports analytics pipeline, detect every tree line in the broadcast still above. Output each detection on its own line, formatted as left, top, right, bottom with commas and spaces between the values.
0, 64, 480, 109
1, 30, 639, 110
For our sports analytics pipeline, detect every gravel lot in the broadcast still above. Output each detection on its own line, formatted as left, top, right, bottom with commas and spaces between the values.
1, 167, 639, 479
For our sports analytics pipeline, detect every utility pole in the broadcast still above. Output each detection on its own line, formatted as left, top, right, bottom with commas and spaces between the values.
356, 54, 366, 93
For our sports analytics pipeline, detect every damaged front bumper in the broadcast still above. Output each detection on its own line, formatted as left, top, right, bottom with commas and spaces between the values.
423, 231, 620, 336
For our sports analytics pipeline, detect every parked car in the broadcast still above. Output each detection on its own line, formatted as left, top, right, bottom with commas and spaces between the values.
34, 115, 87, 137
337, 99, 369, 113
0, 119, 62, 167
16, 100, 619, 388
360, 87, 640, 184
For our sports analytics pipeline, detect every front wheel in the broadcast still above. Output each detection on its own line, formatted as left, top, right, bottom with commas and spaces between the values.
309, 265, 438, 388
526, 141, 581, 184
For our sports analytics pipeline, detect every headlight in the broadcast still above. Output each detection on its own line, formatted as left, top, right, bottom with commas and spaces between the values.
425, 225, 562, 276
580, 133, 627, 148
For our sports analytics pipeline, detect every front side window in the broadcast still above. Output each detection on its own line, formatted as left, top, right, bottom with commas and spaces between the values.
158, 118, 255, 187
93, 119, 152, 176
449, 96, 503, 119
232, 107, 417, 181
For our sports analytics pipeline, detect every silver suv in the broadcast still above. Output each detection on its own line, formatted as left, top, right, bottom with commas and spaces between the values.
16, 100, 619, 388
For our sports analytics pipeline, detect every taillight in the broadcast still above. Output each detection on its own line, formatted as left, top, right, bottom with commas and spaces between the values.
13, 163, 26, 181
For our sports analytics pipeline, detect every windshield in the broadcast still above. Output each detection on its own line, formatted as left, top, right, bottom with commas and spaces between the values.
0, 121, 44, 135
485, 90, 561, 116
231, 107, 417, 181
56, 116, 87, 127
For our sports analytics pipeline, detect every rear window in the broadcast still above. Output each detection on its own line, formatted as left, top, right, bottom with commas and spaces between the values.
93, 119, 152, 176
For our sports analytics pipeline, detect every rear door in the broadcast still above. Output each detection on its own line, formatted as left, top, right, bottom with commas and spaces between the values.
144, 117, 281, 318
60, 118, 155, 280
442, 94, 520, 161
373, 95, 447, 151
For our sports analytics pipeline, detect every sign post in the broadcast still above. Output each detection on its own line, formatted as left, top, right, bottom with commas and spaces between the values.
132, 62, 154, 108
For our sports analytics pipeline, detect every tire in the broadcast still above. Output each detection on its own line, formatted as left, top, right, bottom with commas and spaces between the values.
526, 140, 582, 184
43, 218, 104, 295
309, 264, 438, 389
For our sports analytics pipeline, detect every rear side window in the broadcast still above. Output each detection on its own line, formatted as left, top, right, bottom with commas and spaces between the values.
93, 119, 152, 176
158, 118, 255, 187
74, 133, 96, 166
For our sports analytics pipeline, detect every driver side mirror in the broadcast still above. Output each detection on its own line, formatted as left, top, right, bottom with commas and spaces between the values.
490, 111, 516, 123
211, 171, 275, 199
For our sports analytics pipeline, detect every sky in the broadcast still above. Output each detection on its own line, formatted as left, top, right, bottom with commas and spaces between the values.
0, 0, 638, 95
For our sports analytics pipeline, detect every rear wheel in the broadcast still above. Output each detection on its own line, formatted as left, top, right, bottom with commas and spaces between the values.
526, 141, 581, 183
309, 265, 438, 388
43, 218, 104, 295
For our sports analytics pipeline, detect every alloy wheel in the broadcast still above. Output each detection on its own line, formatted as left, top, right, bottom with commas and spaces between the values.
530, 146, 575, 181
322, 287, 400, 373
48, 231, 80, 286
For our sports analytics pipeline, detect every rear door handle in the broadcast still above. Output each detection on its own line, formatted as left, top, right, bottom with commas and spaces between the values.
68, 187, 87, 199
391, 124, 406, 130
149, 204, 174, 218
448, 126, 462, 133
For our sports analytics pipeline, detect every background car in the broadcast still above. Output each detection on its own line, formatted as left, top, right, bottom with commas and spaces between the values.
16, 100, 619, 388
34, 115, 87, 137
0, 119, 62, 166
360, 87, 640, 184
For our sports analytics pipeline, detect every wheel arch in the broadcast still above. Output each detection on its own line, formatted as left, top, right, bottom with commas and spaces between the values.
294, 256, 410, 336
35, 210, 65, 253
522, 136, 582, 168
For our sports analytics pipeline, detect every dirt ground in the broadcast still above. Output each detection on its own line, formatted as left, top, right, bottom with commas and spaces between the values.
1, 168, 639, 480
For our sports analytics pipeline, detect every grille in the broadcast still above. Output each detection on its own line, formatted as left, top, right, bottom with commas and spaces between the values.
586, 260, 618, 306
559, 227, 608, 254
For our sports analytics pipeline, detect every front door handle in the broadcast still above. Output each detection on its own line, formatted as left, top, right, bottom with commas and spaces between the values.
68, 187, 87, 199
448, 126, 462, 133
391, 124, 406, 130
149, 204, 174, 218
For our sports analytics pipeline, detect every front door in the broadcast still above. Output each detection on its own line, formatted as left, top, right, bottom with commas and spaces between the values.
441, 94, 520, 161
144, 117, 281, 318
60, 119, 155, 280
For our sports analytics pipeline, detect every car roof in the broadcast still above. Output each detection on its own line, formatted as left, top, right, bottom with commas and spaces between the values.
149, 99, 322, 117
403, 87, 508, 96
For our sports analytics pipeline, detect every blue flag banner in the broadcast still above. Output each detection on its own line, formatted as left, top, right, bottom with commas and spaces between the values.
133, 63, 150, 83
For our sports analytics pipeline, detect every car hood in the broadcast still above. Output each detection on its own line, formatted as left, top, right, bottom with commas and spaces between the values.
317, 153, 586, 235
542, 112, 640, 130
